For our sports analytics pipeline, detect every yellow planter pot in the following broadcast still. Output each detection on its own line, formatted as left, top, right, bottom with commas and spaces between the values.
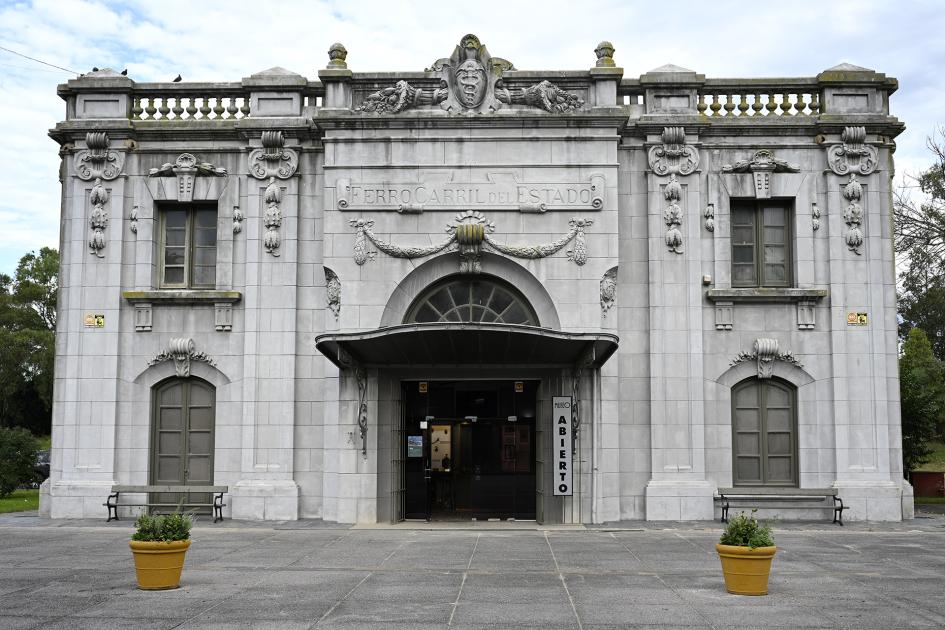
716, 543, 777, 596
129, 540, 191, 590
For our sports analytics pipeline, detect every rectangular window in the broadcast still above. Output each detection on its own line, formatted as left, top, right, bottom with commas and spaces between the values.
160, 206, 217, 289
731, 201, 791, 288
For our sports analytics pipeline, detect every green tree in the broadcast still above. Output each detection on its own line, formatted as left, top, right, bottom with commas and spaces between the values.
0, 248, 58, 433
899, 328, 945, 473
0, 426, 38, 497
896, 129, 945, 359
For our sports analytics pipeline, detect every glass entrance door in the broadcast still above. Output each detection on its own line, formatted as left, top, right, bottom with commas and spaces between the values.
402, 380, 537, 521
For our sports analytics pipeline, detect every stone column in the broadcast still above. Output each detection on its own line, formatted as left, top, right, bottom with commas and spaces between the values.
45, 69, 134, 516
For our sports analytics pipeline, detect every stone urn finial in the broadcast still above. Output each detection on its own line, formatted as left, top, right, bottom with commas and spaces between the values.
595, 41, 616, 67
327, 42, 348, 69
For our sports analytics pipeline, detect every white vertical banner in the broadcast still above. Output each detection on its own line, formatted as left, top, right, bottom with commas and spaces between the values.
553, 396, 573, 496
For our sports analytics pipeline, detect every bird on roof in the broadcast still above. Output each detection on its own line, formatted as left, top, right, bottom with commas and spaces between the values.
121, 68, 127, 76
173, 74, 182, 82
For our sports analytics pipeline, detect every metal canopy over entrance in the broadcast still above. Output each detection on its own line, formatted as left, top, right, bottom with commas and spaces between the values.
315, 322, 618, 369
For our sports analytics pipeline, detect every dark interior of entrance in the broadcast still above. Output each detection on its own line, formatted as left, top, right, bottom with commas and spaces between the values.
403, 380, 537, 521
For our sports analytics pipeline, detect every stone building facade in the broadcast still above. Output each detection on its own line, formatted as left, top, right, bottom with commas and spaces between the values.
42, 35, 910, 523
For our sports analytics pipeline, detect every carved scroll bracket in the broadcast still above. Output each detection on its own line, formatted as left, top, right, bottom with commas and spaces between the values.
648, 127, 700, 176
827, 126, 878, 176
248, 130, 298, 179
74, 132, 125, 181
730, 338, 802, 379
337, 348, 368, 457
148, 337, 216, 378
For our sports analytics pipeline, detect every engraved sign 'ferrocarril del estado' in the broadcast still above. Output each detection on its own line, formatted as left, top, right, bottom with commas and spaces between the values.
335, 173, 605, 213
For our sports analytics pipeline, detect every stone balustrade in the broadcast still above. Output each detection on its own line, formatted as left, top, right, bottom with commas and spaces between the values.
698, 79, 821, 117
131, 85, 251, 120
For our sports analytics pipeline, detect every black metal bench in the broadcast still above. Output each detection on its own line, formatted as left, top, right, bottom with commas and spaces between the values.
105, 485, 227, 523
716, 487, 848, 525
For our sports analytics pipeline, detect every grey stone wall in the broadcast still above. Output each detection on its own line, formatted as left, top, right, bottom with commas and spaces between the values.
43, 41, 907, 522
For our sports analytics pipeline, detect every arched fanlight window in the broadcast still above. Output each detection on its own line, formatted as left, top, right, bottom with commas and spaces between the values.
405, 276, 539, 326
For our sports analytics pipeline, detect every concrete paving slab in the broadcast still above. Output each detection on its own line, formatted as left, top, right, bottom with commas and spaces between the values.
1, 518, 945, 629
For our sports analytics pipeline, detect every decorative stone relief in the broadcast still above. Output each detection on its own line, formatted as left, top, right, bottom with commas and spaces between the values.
842, 175, 864, 254
648, 127, 700, 176
325, 267, 341, 319
704, 203, 715, 232
357, 34, 583, 115
263, 178, 283, 257
349, 210, 594, 273
327, 42, 348, 69
337, 348, 368, 457
594, 41, 616, 67
663, 174, 684, 254
148, 153, 227, 202
129, 204, 138, 234
714, 302, 734, 331
148, 338, 215, 378
721, 149, 799, 199
88, 179, 109, 258
74, 131, 124, 181
730, 338, 802, 379
214, 303, 233, 332
827, 126, 877, 176
811, 202, 821, 231
600, 266, 617, 316
248, 131, 298, 180
232, 205, 244, 234
797, 300, 816, 330
494, 79, 584, 113
134, 303, 152, 332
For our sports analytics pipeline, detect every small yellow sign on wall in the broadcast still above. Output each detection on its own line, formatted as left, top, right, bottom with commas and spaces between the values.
84, 313, 105, 328
846, 312, 868, 326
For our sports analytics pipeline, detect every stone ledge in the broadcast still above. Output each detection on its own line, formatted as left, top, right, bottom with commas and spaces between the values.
122, 290, 242, 304
705, 287, 828, 304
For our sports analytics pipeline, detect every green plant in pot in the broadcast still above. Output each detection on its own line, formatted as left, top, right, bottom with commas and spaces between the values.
129, 512, 194, 590
716, 510, 776, 596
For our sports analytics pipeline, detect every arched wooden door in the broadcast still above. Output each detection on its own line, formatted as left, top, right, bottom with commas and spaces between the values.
150, 378, 215, 510
731, 377, 797, 487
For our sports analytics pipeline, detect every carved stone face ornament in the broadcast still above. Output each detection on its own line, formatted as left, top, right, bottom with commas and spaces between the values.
455, 59, 487, 108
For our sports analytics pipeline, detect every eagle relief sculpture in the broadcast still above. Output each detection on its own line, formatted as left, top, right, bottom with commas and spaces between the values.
356, 34, 584, 115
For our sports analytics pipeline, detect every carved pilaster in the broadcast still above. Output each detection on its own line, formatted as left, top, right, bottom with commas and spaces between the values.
337, 348, 368, 457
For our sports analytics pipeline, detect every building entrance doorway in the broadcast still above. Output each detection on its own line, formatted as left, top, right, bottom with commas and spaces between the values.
402, 380, 537, 521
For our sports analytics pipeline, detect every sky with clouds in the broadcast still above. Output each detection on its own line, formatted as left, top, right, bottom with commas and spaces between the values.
0, 0, 943, 276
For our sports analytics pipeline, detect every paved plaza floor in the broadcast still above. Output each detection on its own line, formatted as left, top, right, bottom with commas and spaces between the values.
2, 511, 945, 629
